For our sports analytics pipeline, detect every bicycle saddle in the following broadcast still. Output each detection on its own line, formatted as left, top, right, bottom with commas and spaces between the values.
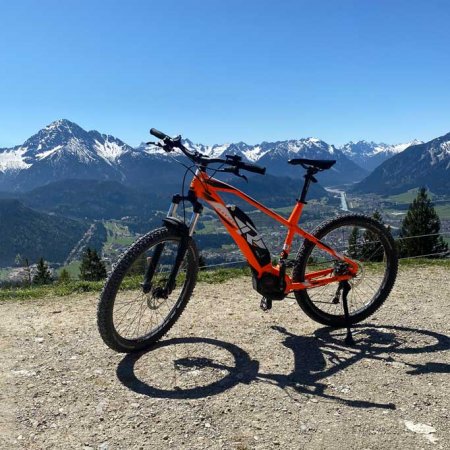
288, 158, 336, 171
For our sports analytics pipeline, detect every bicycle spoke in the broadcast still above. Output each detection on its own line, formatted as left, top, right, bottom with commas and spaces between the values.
111, 238, 191, 341
295, 217, 395, 323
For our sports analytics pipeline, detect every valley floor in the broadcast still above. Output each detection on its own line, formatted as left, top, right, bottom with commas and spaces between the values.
1, 266, 449, 449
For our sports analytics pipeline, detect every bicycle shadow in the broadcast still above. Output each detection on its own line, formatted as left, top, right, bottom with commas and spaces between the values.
116, 337, 259, 399
116, 324, 450, 407
260, 324, 450, 409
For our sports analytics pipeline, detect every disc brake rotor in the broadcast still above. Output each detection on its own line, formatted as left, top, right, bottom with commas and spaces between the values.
349, 260, 365, 288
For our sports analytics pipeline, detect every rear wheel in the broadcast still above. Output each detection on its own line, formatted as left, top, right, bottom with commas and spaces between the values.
97, 227, 199, 353
293, 214, 398, 326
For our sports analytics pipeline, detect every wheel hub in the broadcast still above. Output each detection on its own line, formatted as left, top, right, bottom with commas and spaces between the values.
146, 285, 168, 309
333, 261, 351, 275
349, 260, 365, 288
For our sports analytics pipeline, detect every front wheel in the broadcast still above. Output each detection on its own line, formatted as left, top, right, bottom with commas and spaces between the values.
97, 227, 199, 353
293, 214, 398, 327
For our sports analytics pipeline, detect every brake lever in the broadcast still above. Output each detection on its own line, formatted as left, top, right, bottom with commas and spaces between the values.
218, 167, 248, 183
146, 141, 173, 152
239, 173, 248, 183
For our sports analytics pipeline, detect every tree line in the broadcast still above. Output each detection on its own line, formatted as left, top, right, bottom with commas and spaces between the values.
9, 186, 449, 288
13, 247, 107, 286
349, 187, 448, 260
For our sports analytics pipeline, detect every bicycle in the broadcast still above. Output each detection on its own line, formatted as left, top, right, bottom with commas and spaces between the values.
97, 128, 398, 353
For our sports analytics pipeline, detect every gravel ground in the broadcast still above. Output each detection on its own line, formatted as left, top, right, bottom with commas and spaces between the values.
1, 266, 449, 449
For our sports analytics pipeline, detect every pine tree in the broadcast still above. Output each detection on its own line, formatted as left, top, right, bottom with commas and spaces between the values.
399, 188, 448, 258
33, 258, 52, 285
348, 226, 361, 259
79, 248, 107, 281
58, 268, 71, 284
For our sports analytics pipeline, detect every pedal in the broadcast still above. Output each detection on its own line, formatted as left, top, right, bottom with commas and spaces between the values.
260, 296, 272, 312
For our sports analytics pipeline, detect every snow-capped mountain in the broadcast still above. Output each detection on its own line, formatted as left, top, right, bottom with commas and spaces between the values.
339, 140, 422, 171
0, 119, 133, 168
253, 138, 365, 184
0, 119, 137, 191
0, 119, 420, 193
137, 139, 256, 160
138, 136, 365, 185
353, 133, 450, 195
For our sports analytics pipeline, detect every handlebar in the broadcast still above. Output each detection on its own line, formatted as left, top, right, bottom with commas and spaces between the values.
150, 128, 169, 140
238, 161, 266, 175
148, 128, 266, 176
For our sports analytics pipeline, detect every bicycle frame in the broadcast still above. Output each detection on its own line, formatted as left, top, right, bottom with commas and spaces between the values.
170, 170, 358, 294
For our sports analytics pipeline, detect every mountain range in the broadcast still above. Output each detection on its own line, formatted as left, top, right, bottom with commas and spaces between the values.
340, 140, 423, 171
353, 132, 450, 195
0, 119, 421, 193
1, 119, 449, 201
1, 120, 449, 269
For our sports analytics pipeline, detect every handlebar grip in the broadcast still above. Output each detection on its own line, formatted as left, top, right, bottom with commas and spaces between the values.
239, 161, 266, 175
150, 128, 169, 140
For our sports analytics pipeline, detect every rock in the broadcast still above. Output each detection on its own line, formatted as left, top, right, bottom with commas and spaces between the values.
11, 369, 36, 377
404, 420, 438, 444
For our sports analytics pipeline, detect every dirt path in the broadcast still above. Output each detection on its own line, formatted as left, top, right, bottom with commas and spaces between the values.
1, 266, 449, 449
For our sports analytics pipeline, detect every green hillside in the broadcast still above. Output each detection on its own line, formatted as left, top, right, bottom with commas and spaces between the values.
18, 179, 168, 220
0, 199, 89, 266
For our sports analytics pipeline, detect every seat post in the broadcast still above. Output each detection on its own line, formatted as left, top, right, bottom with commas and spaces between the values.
298, 168, 318, 204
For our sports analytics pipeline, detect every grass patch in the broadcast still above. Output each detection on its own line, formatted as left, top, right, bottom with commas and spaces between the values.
196, 220, 223, 234
198, 266, 251, 283
0, 267, 251, 300
102, 220, 138, 263
387, 188, 426, 204
398, 258, 450, 267
2, 260, 448, 300
434, 204, 450, 220
0, 280, 105, 301
58, 260, 81, 279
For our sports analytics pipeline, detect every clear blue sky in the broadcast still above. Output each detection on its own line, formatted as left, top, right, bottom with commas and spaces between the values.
1, 0, 449, 147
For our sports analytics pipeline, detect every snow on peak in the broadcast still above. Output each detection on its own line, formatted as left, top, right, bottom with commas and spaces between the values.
390, 140, 423, 153
305, 137, 322, 144
93, 136, 130, 163
243, 145, 269, 161
209, 143, 231, 158
428, 139, 450, 163
0, 147, 32, 172
35, 145, 63, 160
340, 139, 422, 157
44, 119, 79, 132
56, 137, 96, 163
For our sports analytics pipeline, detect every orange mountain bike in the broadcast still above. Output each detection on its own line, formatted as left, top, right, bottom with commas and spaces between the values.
97, 129, 398, 353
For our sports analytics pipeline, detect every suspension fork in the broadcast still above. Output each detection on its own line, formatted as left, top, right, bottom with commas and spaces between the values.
141, 243, 165, 294
147, 191, 202, 297
164, 234, 190, 295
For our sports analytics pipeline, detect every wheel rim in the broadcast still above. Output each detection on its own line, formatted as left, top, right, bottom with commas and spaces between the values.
300, 221, 392, 319
111, 237, 192, 342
